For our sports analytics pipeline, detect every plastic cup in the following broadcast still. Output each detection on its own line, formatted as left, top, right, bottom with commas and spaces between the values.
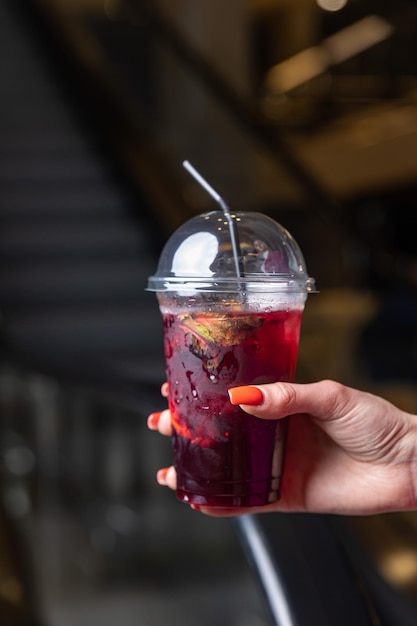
147, 210, 315, 508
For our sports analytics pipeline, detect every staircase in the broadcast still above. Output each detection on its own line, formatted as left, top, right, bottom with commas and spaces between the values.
0, 0, 166, 397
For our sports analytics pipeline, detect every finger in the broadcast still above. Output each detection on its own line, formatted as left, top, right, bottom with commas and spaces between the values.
229, 380, 357, 422
156, 466, 177, 490
161, 382, 169, 398
147, 409, 173, 435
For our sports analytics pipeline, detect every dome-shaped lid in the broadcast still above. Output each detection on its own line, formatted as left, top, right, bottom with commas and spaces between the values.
147, 211, 316, 294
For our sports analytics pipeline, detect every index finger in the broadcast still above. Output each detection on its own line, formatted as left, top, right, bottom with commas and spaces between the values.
231, 380, 358, 421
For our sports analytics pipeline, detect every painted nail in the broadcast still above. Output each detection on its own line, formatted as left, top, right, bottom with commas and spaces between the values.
190, 504, 201, 511
147, 411, 163, 429
156, 468, 168, 485
228, 386, 264, 406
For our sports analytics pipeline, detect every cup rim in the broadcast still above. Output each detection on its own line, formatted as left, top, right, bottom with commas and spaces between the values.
147, 274, 317, 293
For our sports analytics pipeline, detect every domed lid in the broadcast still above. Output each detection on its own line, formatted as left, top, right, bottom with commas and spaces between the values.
147, 211, 316, 294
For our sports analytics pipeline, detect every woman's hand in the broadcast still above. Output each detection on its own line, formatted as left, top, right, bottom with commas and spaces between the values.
147, 380, 417, 517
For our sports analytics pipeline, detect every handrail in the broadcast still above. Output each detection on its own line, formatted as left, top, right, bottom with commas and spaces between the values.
235, 513, 379, 626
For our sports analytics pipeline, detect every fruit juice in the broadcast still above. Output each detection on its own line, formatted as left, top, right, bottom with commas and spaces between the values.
162, 307, 303, 507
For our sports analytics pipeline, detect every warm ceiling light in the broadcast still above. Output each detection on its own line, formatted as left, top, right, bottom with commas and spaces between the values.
316, 0, 348, 11
324, 15, 394, 64
265, 15, 394, 94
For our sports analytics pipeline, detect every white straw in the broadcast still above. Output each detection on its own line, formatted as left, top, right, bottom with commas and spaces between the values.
182, 160, 243, 279
182, 160, 230, 213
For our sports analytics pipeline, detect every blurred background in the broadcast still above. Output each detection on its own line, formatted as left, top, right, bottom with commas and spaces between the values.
1, 0, 417, 624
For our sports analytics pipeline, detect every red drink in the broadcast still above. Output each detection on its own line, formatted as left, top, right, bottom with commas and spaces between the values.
162, 307, 303, 507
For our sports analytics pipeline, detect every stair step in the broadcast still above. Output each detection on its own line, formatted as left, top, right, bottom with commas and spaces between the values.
0, 218, 154, 261
0, 258, 156, 307
0, 180, 135, 216
0, 154, 114, 183
4, 304, 163, 355
0, 128, 98, 156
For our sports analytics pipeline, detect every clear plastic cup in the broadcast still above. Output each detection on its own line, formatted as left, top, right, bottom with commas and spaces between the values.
148, 210, 315, 507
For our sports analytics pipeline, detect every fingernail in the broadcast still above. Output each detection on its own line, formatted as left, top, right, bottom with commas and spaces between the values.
156, 468, 168, 485
147, 411, 163, 429
228, 386, 264, 406
190, 504, 201, 511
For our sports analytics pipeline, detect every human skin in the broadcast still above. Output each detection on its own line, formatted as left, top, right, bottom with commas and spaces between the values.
147, 380, 417, 517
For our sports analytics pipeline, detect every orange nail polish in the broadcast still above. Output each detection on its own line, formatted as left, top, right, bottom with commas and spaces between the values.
156, 468, 168, 485
228, 386, 264, 406
147, 411, 163, 428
